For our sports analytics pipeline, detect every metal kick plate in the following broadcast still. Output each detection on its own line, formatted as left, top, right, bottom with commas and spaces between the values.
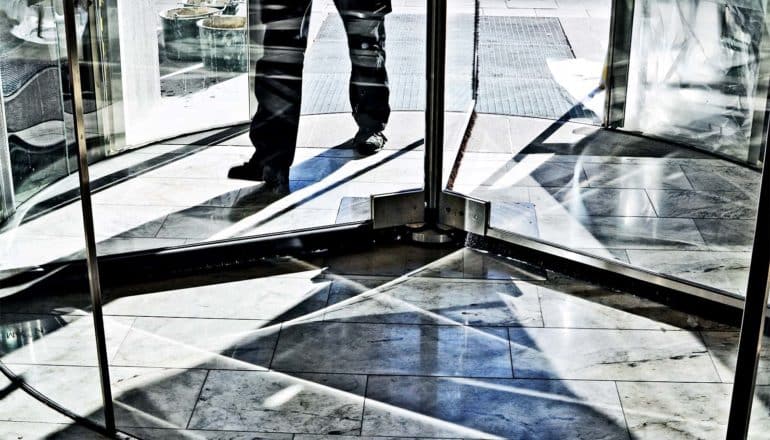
439, 191, 490, 235
371, 189, 425, 229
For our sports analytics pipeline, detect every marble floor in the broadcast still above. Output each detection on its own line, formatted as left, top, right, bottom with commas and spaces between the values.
1, 243, 769, 439
452, 115, 760, 296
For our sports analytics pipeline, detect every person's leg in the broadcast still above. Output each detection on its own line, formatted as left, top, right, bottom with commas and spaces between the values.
230, 0, 312, 186
335, 0, 391, 154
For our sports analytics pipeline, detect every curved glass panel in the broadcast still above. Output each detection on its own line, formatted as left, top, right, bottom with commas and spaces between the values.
64, 0, 428, 433
625, 0, 766, 163
0, 0, 106, 427
473, 0, 608, 124
444, 0, 476, 185
446, 0, 761, 299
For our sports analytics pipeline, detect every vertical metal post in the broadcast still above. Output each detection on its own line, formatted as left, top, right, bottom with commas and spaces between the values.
726, 150, 770, 438
62, 0, 116, 432
748, 8, 770, 166
0, 67, 15, 221
603, 0, 635, 128
424, 0, 447, 224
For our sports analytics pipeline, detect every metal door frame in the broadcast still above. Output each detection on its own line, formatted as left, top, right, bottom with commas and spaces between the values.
0, 67, 15, 221
53, 0, 770, 437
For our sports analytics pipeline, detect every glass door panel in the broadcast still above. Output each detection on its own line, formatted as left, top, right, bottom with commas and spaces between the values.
447, 0, 762, 300
0, 0, 73, 208
624, 0, 766, 163
79, 0, 427, 433
0, 1, 108, 427
472, 0, 610, 124
444, 0, 476, 184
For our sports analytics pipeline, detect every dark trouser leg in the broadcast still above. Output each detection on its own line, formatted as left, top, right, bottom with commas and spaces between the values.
335, 0, 391, 132
249, 0, 311, 178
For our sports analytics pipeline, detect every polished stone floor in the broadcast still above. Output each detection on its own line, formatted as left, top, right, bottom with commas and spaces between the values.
452, 115, 760, 296
1, 244, 769, 439
1, 111, 758, 299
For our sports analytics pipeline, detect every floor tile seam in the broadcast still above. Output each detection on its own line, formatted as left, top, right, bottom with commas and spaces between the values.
108, 316, 138, 365
104, 315, 274, 323
675, 162, 698, 191
185, 369, 211, 430
622, 248, 752, 254
2, 361, 228, 374
612, 380, 634, 440
530, 212, 746, 221
358, 375, 369, 434
301, 319, 548, 330
300, 318, 704, 331
0, 420, 76, 426
690, 220, 716, 251
535, 282, 546, 328
300, 372, 727, 385
506, 327, 516, 378
122, 425, 301, 436
422, 275, 546, 282
0, 311, 87, 319
698, 329, 731, 384
403, 276, 528, 284
266, 323, 284, 370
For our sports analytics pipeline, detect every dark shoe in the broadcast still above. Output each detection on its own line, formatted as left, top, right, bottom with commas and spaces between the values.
353, 129, 387, 155
237, 181, 290, 207
262, 164, 290, 190
228, 160, 264, 181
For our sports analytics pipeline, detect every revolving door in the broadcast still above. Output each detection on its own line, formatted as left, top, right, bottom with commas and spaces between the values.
2, 0, 770, 437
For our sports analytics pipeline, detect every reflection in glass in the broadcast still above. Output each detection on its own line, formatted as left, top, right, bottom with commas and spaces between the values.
625, 0, 765, 162
445, 0, 762, 298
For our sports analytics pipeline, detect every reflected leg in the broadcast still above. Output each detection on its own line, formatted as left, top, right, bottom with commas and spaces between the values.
336, 0, 391, 153
234, 0, 311, 185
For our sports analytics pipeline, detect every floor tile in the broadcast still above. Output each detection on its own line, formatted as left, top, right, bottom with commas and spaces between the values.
488, 202, 540, 237
188, 371, 366, 434
294, 436, 449, 440
450, 184, 531, 204
0, 314, 134, 367
583, 163, 693, 189
362, 376, 629, 439
455, 160, 588, 188
508, 328, 721, 381
537, 283, 729, 330
0, 373, 72, 424
323, 246, 409, 277
701, 331, 770, 384
694, 219, 756, 251
0, 421, 108, 439
647, 190, 757, 219
617, 381, 770, 440
271, 322, 512, 377
530, 187, 657, 217
111, 317, 280, 370
124, 428, 292, 439
326, 276, 396, 305
681, 164, 760, 192
335, 197, 370, 223
105, 274, 331, 321
111, 367, 209, 429
155, 206, 255, 239
537, 215, 706, 250
465, 114, 514, 153
413, 248, 546, 280
625, 250, 750, 295
324, 278, 543, 327
575, 247, 630, 263
94, 177, 248, 208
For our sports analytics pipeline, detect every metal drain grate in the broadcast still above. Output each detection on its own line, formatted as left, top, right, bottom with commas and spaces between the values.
302, 12, 473, 115
476, 16, 597, 121
302, 14, 595, 121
